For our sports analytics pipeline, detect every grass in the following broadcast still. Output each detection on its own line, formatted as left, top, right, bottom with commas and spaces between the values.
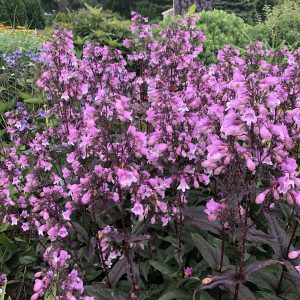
0, 24, 43, 53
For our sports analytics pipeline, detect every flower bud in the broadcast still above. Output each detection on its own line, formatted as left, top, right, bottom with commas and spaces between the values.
288, 250, 300, 260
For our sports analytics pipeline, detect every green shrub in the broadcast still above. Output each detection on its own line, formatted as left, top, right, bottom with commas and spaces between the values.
251, 0, 300, 49
0, 0, 45, 29
0, 0, 10, 25
197, 10, 252, 64
54, 4, 131, 49
157, 10, 252, 65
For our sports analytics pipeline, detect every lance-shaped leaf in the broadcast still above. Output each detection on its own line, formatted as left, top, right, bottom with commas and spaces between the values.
108, 258, 128, 288
199, 260, 285, 291
199, 270, 237, 290
149, 260, 177, 277
244, 260, 285, 276
158, 290, 191, 300
188, 220, 223, 235
228, 284, 256, 300
72, 221, 89, 243
180, 206, 223, 235
284, 266, 300, 287
247, 228, 277, 245
264, 212, 290, 258
191, 233, 229, 270
85, 285, 127, 300
180, 205, 204, 220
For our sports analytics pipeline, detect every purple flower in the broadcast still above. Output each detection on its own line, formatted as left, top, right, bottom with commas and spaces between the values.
204, 199, 224, 222
117, 168, 138, 188
184, 267, 193, 278
131, 202, 144, 218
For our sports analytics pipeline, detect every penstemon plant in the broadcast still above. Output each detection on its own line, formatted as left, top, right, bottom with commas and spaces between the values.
0, 12, 300, 300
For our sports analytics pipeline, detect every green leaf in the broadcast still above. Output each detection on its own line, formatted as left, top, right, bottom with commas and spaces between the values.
18, 91, 33, 100
187, 4, 197, 15
0, 225, 9, 233
0, 128, 7, 137
256, 291, 283, 300
108, 258, 127, 287
264, 212, 289, 258
159, 290, 191, 300
149, 260, 177, 277
140, 262, 151, 281
24, 98, 46, 104
85, 285, 127, 300
247, 270, 278, 291
0, 103, 11, 113
0, 100, 16, 113
44, 286, 57, 300
228, 284, 256, 300
191, 233, 228, 270
72, 222, 89, 242
19, 256, 36, 265
197, 291, 215, 300
0, 234, 16, 254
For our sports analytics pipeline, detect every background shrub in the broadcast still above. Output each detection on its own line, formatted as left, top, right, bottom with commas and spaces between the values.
54, 4, 131, 49
196, 10, 251, 64
157, 10, 251, 65
250, 0, 300, 49
0, 0, 28, 27
24, 0, 45, 29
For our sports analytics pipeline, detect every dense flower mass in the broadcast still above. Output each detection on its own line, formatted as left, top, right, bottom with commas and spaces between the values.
0, 12, 299, 300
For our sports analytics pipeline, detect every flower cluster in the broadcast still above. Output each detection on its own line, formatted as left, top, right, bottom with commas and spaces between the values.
0, 12, 300, 299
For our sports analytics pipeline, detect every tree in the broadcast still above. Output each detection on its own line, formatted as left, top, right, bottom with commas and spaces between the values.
174, 0, 213, 15
256, 0, 278, 17
212, 0, 258, 23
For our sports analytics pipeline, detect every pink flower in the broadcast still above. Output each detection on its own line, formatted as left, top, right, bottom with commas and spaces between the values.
62, 209, 72, 220
82, 190, 91, 204
255, 190, 270, 204
22, 222, 30, 231
177, 177, 190, 193
33, 279, 44, 292
184, 267, 193, 278
58, 226, 68, 238
260, 76, 280, 85
131, 202, 144, 218
161, 215, 171, 226
288, 250, 300, 260
246, 157, 256, 171
116, 168, 138, 188
205, 199, 224, 222
259, 126, 272, 140
241, 108, 257, 126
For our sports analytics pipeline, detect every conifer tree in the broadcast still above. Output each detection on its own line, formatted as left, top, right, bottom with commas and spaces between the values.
174, 0, 212, 15
212, 0, 258, 22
